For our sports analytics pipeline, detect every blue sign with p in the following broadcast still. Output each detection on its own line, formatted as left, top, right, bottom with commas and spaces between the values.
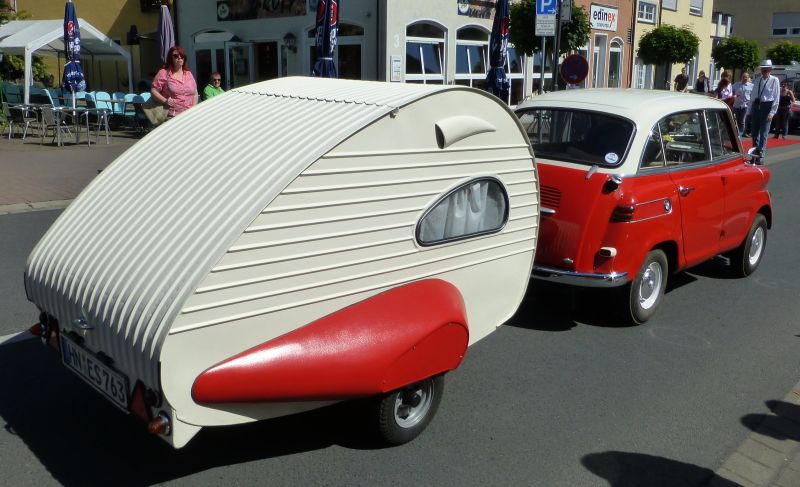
536, 0, 557, 15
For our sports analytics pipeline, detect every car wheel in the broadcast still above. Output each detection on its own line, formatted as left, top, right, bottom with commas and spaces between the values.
626, 249, 668, 325
375, 375, 444, 446
730, 214, 767, 277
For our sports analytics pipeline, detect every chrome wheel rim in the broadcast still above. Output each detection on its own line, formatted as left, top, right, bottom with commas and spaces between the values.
394, 379, 434, 429
639, 261, 663, 310
748, 227, 764, 266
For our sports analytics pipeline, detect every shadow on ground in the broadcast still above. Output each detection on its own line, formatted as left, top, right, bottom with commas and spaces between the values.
507, 253, 749, 333
582, 451, 741, 487
0, 338, 384, 487
740, 400, 800, 441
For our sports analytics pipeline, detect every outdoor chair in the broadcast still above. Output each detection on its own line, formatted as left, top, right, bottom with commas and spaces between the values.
95, 91, 113, 111
81, 95, 111, 145
112, 91, 126, 115
37, 106, 72, 146
2, 102, 37, 140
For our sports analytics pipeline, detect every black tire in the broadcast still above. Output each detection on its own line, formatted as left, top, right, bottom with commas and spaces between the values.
730, 214, 768, 278
626, 249, 669, 325
375, 375, 444, 446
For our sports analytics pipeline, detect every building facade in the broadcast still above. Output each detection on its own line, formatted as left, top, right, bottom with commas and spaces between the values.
715, 0, 800, 60
176, 0, 543, 105
14, 0, 167, 91
571, 0, 635, 88
632, 0, 715, 90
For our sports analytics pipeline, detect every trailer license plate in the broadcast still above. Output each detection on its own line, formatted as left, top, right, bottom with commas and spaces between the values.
60, 334, 129, 410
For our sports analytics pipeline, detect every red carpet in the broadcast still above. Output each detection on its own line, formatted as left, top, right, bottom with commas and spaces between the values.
741, 137, 800, 151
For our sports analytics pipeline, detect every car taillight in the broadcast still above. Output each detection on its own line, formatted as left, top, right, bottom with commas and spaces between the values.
791, 104, 800, 113
611, 205, 635, 222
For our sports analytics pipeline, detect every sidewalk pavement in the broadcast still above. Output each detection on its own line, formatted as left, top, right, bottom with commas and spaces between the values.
3, 128, 800, 486
0, 131, 138, 213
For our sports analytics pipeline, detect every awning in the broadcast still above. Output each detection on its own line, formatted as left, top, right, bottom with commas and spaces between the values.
0, 19, 133, 104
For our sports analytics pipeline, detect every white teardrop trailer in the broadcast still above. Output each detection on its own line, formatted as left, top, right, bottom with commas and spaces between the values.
24, 78, 539, 448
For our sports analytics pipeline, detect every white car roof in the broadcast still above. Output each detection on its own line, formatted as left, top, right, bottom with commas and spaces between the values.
516, 89, 731, 124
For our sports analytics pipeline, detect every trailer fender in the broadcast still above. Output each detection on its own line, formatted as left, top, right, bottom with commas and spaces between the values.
192, 279, 468, 404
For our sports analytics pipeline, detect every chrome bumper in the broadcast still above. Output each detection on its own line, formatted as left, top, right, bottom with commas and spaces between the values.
532, 265, 628, 288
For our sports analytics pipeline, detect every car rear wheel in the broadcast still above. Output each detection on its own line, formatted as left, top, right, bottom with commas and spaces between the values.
730, 214, 767, 277
375, 375, 443, 446
626, 249, 668, 325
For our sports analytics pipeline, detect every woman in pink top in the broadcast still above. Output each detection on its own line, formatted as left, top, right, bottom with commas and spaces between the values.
150, 46, 198, 117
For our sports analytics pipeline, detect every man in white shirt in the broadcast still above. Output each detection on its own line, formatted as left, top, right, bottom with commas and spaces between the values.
732, 72, 753, 137
748, 60, 781, 159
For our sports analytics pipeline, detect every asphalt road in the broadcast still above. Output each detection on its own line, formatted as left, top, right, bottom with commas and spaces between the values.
1, 157, 799, 486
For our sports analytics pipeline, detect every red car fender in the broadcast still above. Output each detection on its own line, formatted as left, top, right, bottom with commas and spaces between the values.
192, 279, 469, 404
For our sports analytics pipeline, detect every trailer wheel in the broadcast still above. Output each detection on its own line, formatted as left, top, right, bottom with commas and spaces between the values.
376, 375, 444, 445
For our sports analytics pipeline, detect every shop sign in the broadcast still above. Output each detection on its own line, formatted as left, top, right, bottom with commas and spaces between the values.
590, 5, 618, 31
217, 0, 307, 22
457, 0, 495, 19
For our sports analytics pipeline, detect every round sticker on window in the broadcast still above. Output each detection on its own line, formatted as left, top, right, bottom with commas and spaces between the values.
605, 152, 619, 164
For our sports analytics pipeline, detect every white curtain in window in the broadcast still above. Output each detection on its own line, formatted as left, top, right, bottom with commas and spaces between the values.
419, 180, 505, 243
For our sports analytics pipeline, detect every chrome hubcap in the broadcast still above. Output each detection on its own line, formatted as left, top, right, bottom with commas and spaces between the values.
394, 379, 434, 429
748, 227, 764, 266
639, 261, 663, 310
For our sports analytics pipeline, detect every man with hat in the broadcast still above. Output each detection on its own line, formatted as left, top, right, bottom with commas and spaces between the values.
749, 59, 781, 159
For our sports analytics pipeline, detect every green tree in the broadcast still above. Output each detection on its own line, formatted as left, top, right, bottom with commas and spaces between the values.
637, 25, 700, 66
509, 0, 591, 56
712, 36, 760, 72
766, 40, 800, 65
0, 0, 50, 86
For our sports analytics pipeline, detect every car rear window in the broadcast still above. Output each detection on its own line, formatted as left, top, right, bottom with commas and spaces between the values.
517, 108, 634, 167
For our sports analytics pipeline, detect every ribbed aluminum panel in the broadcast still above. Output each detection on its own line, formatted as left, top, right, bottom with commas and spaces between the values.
175, 139, 538, 335
24, 78, 452, 388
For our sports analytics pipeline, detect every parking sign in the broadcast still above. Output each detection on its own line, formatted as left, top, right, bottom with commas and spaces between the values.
536, 0, 557, 16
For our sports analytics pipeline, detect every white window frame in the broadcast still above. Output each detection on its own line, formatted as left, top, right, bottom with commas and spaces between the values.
689, 0, 703, 16
662, 0, 678, 11
304, 22, 366, 78
405, 22, 447, 84
608, 39, 624, 88
637, 1, 657, 24
505, 46, 525, 105
771, 13, 800, 38
454, 26, 489, 88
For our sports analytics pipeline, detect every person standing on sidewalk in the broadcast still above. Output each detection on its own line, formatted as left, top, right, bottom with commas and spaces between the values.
674, 67, 689, 92
732, 72, 753, 137
694, 71, 711, 94
774, 81, 796, 139
749, 60, 781, 159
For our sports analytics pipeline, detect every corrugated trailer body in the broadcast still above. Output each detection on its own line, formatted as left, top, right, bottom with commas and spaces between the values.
24, 77, 539, 448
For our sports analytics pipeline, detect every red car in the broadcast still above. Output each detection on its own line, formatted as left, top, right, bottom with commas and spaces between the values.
516, 90, 772, 323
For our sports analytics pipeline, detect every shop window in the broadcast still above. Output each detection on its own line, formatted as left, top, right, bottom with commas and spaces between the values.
417, 178, 509, 246
455, 27, 488, 90
406, 22, 446, 84
608, 40, 623, 88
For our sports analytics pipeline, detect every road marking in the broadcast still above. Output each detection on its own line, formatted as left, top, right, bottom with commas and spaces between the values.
0, 331, 34, 346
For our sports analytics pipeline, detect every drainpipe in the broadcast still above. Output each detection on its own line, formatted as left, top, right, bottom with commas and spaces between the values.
628, 3, 636, 87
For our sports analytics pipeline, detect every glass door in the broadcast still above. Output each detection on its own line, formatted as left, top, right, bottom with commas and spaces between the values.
225, 42, 255, 89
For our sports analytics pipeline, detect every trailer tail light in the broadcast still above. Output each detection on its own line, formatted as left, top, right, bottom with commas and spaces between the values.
611, 205, 635, 222
28, 322, 46, 337
148, 412, 171, 436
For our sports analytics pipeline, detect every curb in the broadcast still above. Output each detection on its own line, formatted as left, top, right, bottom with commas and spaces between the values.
711, 381, 800, 487
0, 199, 72, 216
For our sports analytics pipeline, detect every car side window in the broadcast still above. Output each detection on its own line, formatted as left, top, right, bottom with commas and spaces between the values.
416, 178, 509, 246
640, 124, 666, 169
658, 111, 710, 166
705, 109, 738, 158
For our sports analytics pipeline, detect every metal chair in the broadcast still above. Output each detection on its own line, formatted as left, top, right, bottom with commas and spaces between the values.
81, 95, 112, 145
38, 106, 73, 146
2, 102, 37, 139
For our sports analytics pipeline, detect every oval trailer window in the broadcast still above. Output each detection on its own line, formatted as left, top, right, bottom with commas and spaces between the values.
416, 178, 509, 246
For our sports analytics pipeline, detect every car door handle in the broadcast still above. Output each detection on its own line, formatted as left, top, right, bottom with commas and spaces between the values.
679, 186, 695, 196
